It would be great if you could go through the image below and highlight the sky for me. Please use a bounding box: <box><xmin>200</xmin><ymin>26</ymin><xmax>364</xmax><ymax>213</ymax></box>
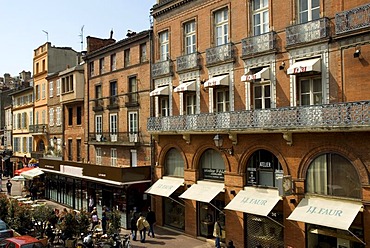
<box><xmin>0</xmin><ymin>0</ymin><xmax>156</xmax><ymax>78</ymax></box>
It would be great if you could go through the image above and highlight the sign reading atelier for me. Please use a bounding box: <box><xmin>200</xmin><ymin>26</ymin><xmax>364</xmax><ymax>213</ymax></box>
<box><xmin>225</xmin><ymin>187</ymin><xmax>280</xmax><ymax>216</ymax></box>
<box><xmin>144</xmin><ymin>178</ymin><xmax>184</xmax><ymax>197</ymax></box>
<box><xmin>287</xmin><ymin>196</ymin><xmax>362</xmax><ymax>230</ymax></box>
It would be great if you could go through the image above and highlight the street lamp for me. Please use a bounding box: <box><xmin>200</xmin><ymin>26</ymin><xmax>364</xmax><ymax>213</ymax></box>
<box><xmin>213</xmin><ymin>134</ymin><xmax>234</xmax><ymax>155</ymax></box>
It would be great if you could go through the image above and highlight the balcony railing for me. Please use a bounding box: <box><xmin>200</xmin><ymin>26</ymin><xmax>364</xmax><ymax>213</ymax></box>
<box><xmin>241</xmin><ymin>31</ymin><xmax>277</xmax><ymax>57</ymax></box>
<box><xmin>29</xmin><ymin>124</ymin><xmax>48</xmax><ymax>134</ymax></box>
<box><xmin>107</xmin><ymin>96</ymin><xmax>119</xmax><ymax>110</ymax></box>
<box><xmin>147</xmin><ymin>101</ymin><xmax>370</xmax><ymax>133</ymax></box>
<box><xmin>286</xmin><ymin>18</ymin><xmax>329</xmax><ymax>46</ymax></box>
<box><xmin>93</xmin><ymin>99</ymin><xmax>104</xmax><ymax>111</ymax></box>
<box><xmin>89</xmin><ymin>132</ymin><xmax>140</xmax><ymax>144</ymax></box>
<box><xmin>335</xmin><ymin>3</ymin><xmax>370</xmax><ymax>35</ymax></box>
<box><xmin>152</xmin><ymin>60</ymin><xmax>172</xmax><ymax>78</ymax></box>
<box><xmin>125</xmin><ymin>93</ymin><xmax>139</xmax><ymax>107</ymax></box>
<box><xmin>206</xmin><ymin>43</ymin><xmax>235</xmax><ymax>66</ymax></box>
<box><xmin>176</xmin><ymin>52</ymin><xmax>201</xmax><ymax>72</ymax></box>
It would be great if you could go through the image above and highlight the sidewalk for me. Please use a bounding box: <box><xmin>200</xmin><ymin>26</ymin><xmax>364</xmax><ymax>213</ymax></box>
<box><xmin>2</xmin><ymin>177</ymin><xmax>215</xmax><ymax>248</ymax></box>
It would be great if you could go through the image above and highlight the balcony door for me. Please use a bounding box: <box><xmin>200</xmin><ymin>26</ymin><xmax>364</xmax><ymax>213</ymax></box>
<box><xmin>95</xmin><ymin>115</ymin><xmax>102</xmax><ymax>141</ymax></box>
<box><xmin>110</xmin><ymin>113</ymin><xmax>117</xmax><ymax>142</ymax></box>
<box><xmin>128</xmin><ymin>112</ymin><xmax>138</xmax><ymax>142</ymax></box>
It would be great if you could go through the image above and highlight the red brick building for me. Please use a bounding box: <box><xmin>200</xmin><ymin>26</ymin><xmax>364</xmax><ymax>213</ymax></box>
<box><xmin>147</xmin><ymin>1</ymin><xmax>370</xmax><ymax>247</ymax></box>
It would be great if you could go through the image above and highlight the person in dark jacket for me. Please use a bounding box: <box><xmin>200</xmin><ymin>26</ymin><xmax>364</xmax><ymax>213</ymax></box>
<box><xmin>101</xmin><ymin>211</ymin><xmax>108</xmax><ymax>234</ymax></box>
<box><xmin>130</xmin><ymin>207</ymin><xmax>139</xmax><ymax>241</ymax></box>
<box><xmin>146</xmin><ymin>207</ymin><xmax>156</xmax><ymax>238</ymax></box>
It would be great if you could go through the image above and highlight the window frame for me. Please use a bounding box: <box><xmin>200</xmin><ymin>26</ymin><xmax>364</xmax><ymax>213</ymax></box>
<box><xmin>159</xmin><ymin>30</ymin><xmax>169</xmax><ymax>61</ymax></box>
<box><xmin>298</xmin><ymin>76</ymin><xmax>322</xmax><ymax>106</ymax></box>
<box><xmin>214</xmin><ymin>8</ymin><xmax>229</xmax><ymax>46</ymax></box>
<box><xmin>298</xmin><ymin>0</ymin><xmax>320</xmax><ymax>23</ymax></box>
<box><xmin>184</xmin><ymin>20</ymin><xmax>196</xmax><ymax>54</ymax></box>
<box><xmin>252</xmin><ymin>0</ymin><xmax>269</xmax><ymax>35</ymax></box>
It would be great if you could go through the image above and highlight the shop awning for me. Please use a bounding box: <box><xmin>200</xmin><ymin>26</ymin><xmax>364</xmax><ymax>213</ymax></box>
<box><xmin>174</xmin><ymin>81</ymin><xmax>196</xmax><ymax>92</ymax></box>
<box><xmin>145</xmin><ymin>177</ymin><xmax>184</xmax><ymax>197</ymax></box>
<box><xmin>204</xmin><ymin>75</ymin><xmax>229</xmax><ymax>88</ymax></box>
<box><xmin>14</xmin><ymin>167</ymin><xmax>34</xmax><ymax>176</ymax></box>
<box><xmin>287</xmin><ymin>196</ymin><xmax>362</xmax><ymax>230</ymax></box>
<box><xmin>150</xmin><ymin>86</ymin><xmax>170</xmax><ymax>96</ymax></box>
<box><xmin>2</xmin><ymin>155</ymin><xmax>10</xmax><ymax>161</ymax></box>
<box><xmin>225</xmin><ymin>187</ymin><xmax>280</xmax><ymax>216</ymax></box>
<box><xmin>179</xmin><ymin>181</ymin><xmax>224</xmax><ymax>203</ymax></box>
<box><xmin>287</xmin><ymin>58</ymin><xmax>321</xmax><ymax>75</ymax></box>
<box><xmin>241</xmin><ymin>67</ymin><xmax>270</xmax><ymax>82</ymax></box>
<box><xmin>20</xmin><ymin>168</ymin><xmax>44</xmax><ymax>180</ymax></box>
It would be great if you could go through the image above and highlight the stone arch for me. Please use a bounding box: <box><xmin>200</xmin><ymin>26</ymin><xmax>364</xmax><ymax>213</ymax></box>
<box><xmin>157</xmin><ymin>143</ymin><xmax>189</xmax><ymax>172</ymax></box>
<box><xmin>191</xmin><ymin>144</ymin><xmax>232</xmax><ymax>172</ymax></box>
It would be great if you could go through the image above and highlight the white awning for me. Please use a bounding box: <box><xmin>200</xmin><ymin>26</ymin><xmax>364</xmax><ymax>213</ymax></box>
<box><xmin>20</xmin><ymin>168</ymin><xmax>44</xmax><ymax>180</ymax></box>
<box><xmin>287</xmin><ymin>196</ymin><xmax>362</xmax><ymax>230</ymax></box>
<box><xmin>241</xmin><ymin>67</ymin><xmax>270</xmax><ymax>82</ymax></box>
<box><xmin>174</xmin><ymin>81</ymin><xmax>196</xmax><ymax>92</ymax></box>
<box><xmin>150</xmin><ymin>86</ymin><xmax>170</xmax><ymax>96</ymax></box>
<box><xmin>287</xmin><ymin>58</ymin><xmax>321</xmax><ymax>75</ymax></box>
<box><xmin>225</xmin><ymin>187</ymin><xmax>280</xmax><ymax>216</ymax></box>
<box><xmin>179</xmin><ymin>181</ymin><xmax>224</xmax><ymax>203</ymax></box>
<box><xmin>145</xmin><ymin>177</ymin><xmax>184</xmax><ymax>197</ymax></box>
<box><xmin>204</xmin><ymin>75</ymin><xmax>229</xmax><ymax>88</ymax></box>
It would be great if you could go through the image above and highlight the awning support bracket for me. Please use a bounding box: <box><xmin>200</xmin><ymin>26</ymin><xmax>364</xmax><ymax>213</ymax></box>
<box><xmin>347</xmin><ymin>229</ymin><xmax>366</xmax><ymax>246</ymax></box>
<box><xmin>266</xmin><ymin>215</ymin><xmax>285</xmax><ymax>228</ymax></box>
<box><xmin>209</xmin><ymin>202</ymin><xmax>225</xmax><ymax>215</ymax></box>
<box><xmin>169</xmin><ymin>196</ymin><xmax>185</xmax><ymax>207</ymax></box>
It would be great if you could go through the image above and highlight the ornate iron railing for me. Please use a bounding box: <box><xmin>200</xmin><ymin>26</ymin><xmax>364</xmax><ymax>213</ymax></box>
<box><xmin>147</xmin><ymin>101</ymin><xmax>370</xmax><ymax>132</ymax></box>
<box><xmin>176</xmin><ymin>52</ymin><xmax>200</xmax><ymax>72</ymax></box>
<box><xmin>29</xmin><ymin>124</ymin><xmax>48</xmax><ymax>133</ymax></box>
<box><xmin>206</xmin><ymin>43</ymin><xmax>235</xmax><ymax>66</ymax></box>
<box><xmin>92</xmin><ymin>99</ymin><xmax>104</xmax><ymax>111</ymax></box>
<box><xmin>152</xmin><ymin>60</ymin><xmax>172</xmax><ymax>78</ymax></box>
<box><xmin>335</xmin><ymin>3</ymin><xmax>370</xmax><ymax>34</ymax></box>
<box><xmin>242</xmin><ymin>31</ymin><xmax>276</xmax><ymax>56</ymax></box>
<box><xmin>88</xmin><ymin>132</ymin><xmax>140</xmax><ymax>143</ymax></box>
<box><xmin>286</xmin><ymin>18</ymin><xmax>329</xmax><ymax>46</ymax></box>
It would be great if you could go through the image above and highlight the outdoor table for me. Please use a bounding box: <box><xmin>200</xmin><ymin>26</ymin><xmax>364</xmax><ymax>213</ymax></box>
<box><xmin>23</xmin><ymin>200</ymin><xmax>34</xmax><ymax>204</ymax></box>
<box><xmin>17</xmin><ymin>197</ymin><xmax>30</xmax><ymax>202</ymax></box>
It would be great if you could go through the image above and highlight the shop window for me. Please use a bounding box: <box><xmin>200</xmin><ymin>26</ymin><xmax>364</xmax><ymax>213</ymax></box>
<box><xmin>246</xmin><ymin>149</ymin><xmax>282</xmax><ymax>187</ymax></box>
<box><xmin>163</xmin><ymin>192</ymin><xmax>185</xmax><ymax>230</ymax></box>
<box><xmin>199</xmin><ymin>200</ymin><xmax>225</xmax><ymax>239</ymax></box>
<box><xmin>306</xmin><ymin>153</ymin><xmax>361</xmax><ymax>199</ymax></box>
<box><xmin>200</xmin><ymin>149</ymin><xmax>225</xmax><ymax>181</ymax></box>
<box><xmin>165</xmin><ymin>148</ymin><xmax>184</xmax><ymax>177</ymax></box>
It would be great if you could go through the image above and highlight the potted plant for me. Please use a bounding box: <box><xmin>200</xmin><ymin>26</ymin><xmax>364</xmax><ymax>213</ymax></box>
<box><xmin>58</xmin><ymin>210</ymin><xmax>79</xmax><ymax>248</ymax></box>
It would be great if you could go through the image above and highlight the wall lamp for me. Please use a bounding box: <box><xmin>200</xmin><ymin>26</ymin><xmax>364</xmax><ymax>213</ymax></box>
<box><xmin>213</xmin><ymin>134</ymin><xmax>234</xmax><ymax>155</ymax></box>
<box><xmin>279</xmin><ymin>62</ymin><xmax>285</xmax><ymax>70</ymax></box>
<box><xmin>230</xmin><ymin>190</ymin><xmax>236</xmax><ymax>196</ymax></box>
<box><xmin>354</xmin><ymin>48</ymin><xmax>361</xmax><ymax>58</ymax></box>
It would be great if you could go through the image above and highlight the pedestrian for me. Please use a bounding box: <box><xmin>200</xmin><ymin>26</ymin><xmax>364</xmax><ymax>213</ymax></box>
<box><xmin>88</xmin><ymin>195</ymin><xmax>94</xmax><ymax>212</ymax></box>
<box><xmin>0</xmin><ymin>175</ymin><xmax>2</xmax><ymax>192</ymax></box>
<box><xmin>22</xmin><ymin>155</ymin><xmax>28</xmax><ymax>167</ymax></box>
<box><xmin>227</xmin><ymin>240</ymin><xmax>235</xmax><ymax>248</ymax></box>
<box><xmin>6</xmin><ymin>180</ymin><xmax>12</xmax><ymax>195</ymax></box>
<box><xmin>136</xmin><ymin>212</ymin><xmax>149</xmax><ymax>243</ymax></box>
<box><xmin>130</xmin><ymin>207</ymin><xmax>139</xmax><ymax>241</ymax></box>
<box><xmin>101</xmin><ymin>211</ymin><xmax>108</xmax><ymax>234</ymax></box>
<box><xmin>146</xmin><ymin>207</ymin><xmax>156</xmax><ymax>238</ymax></box>
<box><xmin>213</xmin><ymin>219</ymin><xmax>222</xmax><ymax>248</ymax></box>
<box><xmin>91</xmin><ymin>207</ymin><xmax>99</xmax><ymax>231</ymax></box>
<box><xmin>31</xmin><ymin>185</ymin><xmax>38</xmax><ymax>201</ymax></box>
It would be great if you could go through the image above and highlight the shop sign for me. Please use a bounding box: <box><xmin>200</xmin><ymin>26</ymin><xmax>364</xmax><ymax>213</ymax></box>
<box><xmin>247</xmin><ymin>167</ymin><xmax>256</xmax><ymax>184</ymax></box>
<box><xmin>203</xmin><ymin>168</ymin><xmax>225</xmax><ymax>180</ymax></box>
<box><xmin>259</xmin><ymin>162</ymin><xmax>271</xmax><ymax>168</ymax></box>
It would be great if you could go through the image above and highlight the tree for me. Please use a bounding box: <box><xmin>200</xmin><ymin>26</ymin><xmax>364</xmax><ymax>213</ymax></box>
<box><xmin>75</xmin><ymin>209</ymin><xmax>91</xmax><ymax>236</ymax></box>
<box><xmin>58</xmin><ymin>210</ymin><xmax>79</xmax><ymax>239</ymax></box>
<box><xmin>107</xmin><ymin>210</ymin><xmax>122</xmax><ymax>235</ymax></box>
<box><xmin>7</xmin><ymin>200</ymin><xmax>33</xmax><ymax>235</ymax></box>
<box><xmin>32</xmin><ymin>205</ymin><xmax>55</xmax><ymax>238</ymax></box>
<box><xmin>0</xmin><ymin>194</ymin><xmax>9</xmax><ymax>221</ymax></box>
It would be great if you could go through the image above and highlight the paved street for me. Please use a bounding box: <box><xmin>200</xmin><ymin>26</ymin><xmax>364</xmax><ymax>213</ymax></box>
<box><xmin>1</xmin><ymin>177</ymin><xmax>216</xmax><ymax>248</ymax></box>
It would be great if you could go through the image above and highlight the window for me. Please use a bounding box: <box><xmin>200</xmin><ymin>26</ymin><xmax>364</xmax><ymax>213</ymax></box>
<box><xmin>246</xmin><ymin>149</ymin><xmax>283</xmax><ymax>187</ymax></box>
<box><xmin>184</xmin><ymin>20</ymin><xmax>196</xmax><ymax>54</ymax></box>
<box><xmin>28</xmin><ymin>137</ymin><xmax>32</xmax><ymax>153</ymax></box>
<box><xmin>21</xmin><ymin>112</ymin><xmax>27</xmax><ymax>129</ymax></box>
<box><xmin>36</xmin><ymin>63</ymin><xmax>39</xmax><ymax>74</ymax></box>
<box><xmin>111</xmin><ymin>53</ymin><xmax>116</xmax><ymax>71</ymax></box>
<box><xmin>56</xmin><ymin>79</ymin><xmax>61</xmax><ymax>96</ymax></box>
<box><xmin>95</xmin><ymin>115</ymin><xmax>102</xmax><ymax>141</ymax></box>
<box><xmin>128</xmin><ymin>77</ymin><xmax>138</xmax><ymax>103</ymax></box>
<box><xmin>306</xmin><ymin>153</ymin><xmax>361</xmax><ymax>199</ymax></box>
<box><xmin>56</xmin><ymin>107</ymin><xmax>61</xmax><ymax>126</ymax></box>
<box><xmin>77</xmin><ymin>139</ymin><xmax>81</xmax><ymax>161</ymax></box>
<box><xmin>42</xmin><ymin>110</ymin><xmax>46</xmax><ymax>124</ymax></box>
<box><xmin>49</xmin><ymin>81</ymin><xmax>54</xmax><ymax>97</ymax></box>
<box><xmin>95</xmin><ymin>85</ymin><xmax>102</xmax><ymax>99</ymax></box>
<box><xmin>130</xmin><ymin>149</ymin><xmax>137</xmax><ymax>167</ymax></box>
<box><xmin>62</xmin><ymin>75</ymin><xmax>74</xmax><ymax>93</ymax></box>
<box><xmin>29</xmin><ymin>111</ymin><xmax>33</xmax><ymax>126</ymax></box>
<box><xmin>215</xmin><ymin>89</ymin><xmax>229</xmax><ymax>112</ymax></box>
<box><xmin>96</xmin><ymin>147</ymin><xmax>102</xmax><ymax>165</ymax></box>
<box><xmin>42</xmin><ymin>59</ymin><xmax>46</xmax><ymax>71</ymax></box>
<box><xmin>254</xmin><ymin>84</ymin><xmax>271</xmax><ymax>109</ymax></box>
<box><xmin>22</xmin><ymin>137</ymin><xmax>27</xmax><ymax>153</ymax></box>
<box><xmin>252</xmin><ymin>0</ymin><xmax>269</xmax><ymax>35</ymax></box>
<box><xmin>99</xmin><ymin>58</ymin><xmax>105</xmax><ymax>74</ymax></box>
<box><xmin>128</xmin><ymin>112</ymin><xmax>138</xmax><ymax>142</ymax></box>
<box><xmin>89</xmin><ymin>61</ymin><xmax>94</xmax><ymax>77</ymax></box>
<box><xmin>299</xmin><ymin>0</ymin><xmax>320</xmax><ymax>23</ymax></box>
<box><xmin>16</xmin><ymin>113</ymin><xmax>21</xmax><ymax>129</ymax></box>
<box><xmin>49</xmin><ymin>108</ymin><xmax>54</xmax><ymax>126</ymax></box>
<box><xmin>165</xmin><ymin>148</ymin><xmax>184</xmax><ymax>177</ymax></box>
<box><xmin>124</xmin><ymin>49</ymin><xmax>130</xmax><ymax>67</ymax></box>
<box><xmin>140</xmin><ymin>43</ymin><xmax>147</xmax><ymax>62</ymax></box>
<box><xmin>77</xmin><ymin>106</ymin><xmax>82</xmax><ymax>125</ymax></box>
<box><xmin>68</xmin><ymin>139</ymin><xmax>73</xmax><ymax>161</ymax></box>
<box><xmin>160</xmin><ymin>97</ymin><xmax>169</xmax><ymax>116</ymax></box>
<box><xmin>200</xmin><ymin>149</ymin><xmax>224</xmax><ymax>180</ymax></box>
<box><xmin>185</xmin><ymin>93</ymin><xmax>196</xmax><ymax>115</ymax></box>
<box><xmin>299</xmin><ymin>77</ymin><xmax>322</xmax><ymax>106</ymax></box>
<box><xmin>110</xmin><ymin>113</ymin><xmax>117</xmax><ymax>142</ymax></box>
<box><xmin>159</xmin><ymin>31</ymin><xmax>169</xmax><ymax>61</ymax></box>
<box><xmin>36</xmin><ymin>85</ymin><xmax>40</xmax><ymax>101</ymax></box>
<box><xmin>42</xmin><ymin>83</ymin><xmax>46</xmax><ymax>99</ymax></box>
<box><xmin>111</xmin><ymin>148</ymin><xmax>117</xmax><ymax>167</ymax></box>
<box><xmin>214</xmin><ymin>8</ymin><xmax>229</xmax><ymax>46</ymax></box>
<box><xmin>68</xmin><ymin>107</ymin><xmax>73</xmax><ymax>126</ymax></box>
<box><xmin>110</xmin><ymin>81</ymin><xmax>118</xmax><ymax>105</ymax></box>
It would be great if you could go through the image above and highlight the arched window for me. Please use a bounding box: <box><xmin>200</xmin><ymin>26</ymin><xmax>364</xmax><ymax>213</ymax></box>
<box><xmin>246</xmin><ymin>149</ymin><xmax>282</xmax><ymax>187</ymax></box>
<box><xmin>306</xmin><ymin>153</ymin><xmax>361</xmax><ymax>199</ymax></box>
<box><xmin>165</xmin><ymin>148</ymin><xmax>184</xmax><ymax>177</ymax></box>
<box><xmin>199</xmin><ymin>149</ymin><xmax>224</xmax><ymax>181</ymax></box>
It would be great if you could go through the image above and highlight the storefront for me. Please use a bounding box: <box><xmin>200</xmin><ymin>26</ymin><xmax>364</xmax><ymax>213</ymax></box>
<box><xmin>39</xmin><ymin>158</ymin><xmax>151</xmax><ymax>229</ymax></box>
<box><xmin>287</xmin><ymin>196</ymin><xmax>365</xmax><ymax>247</ymax></box>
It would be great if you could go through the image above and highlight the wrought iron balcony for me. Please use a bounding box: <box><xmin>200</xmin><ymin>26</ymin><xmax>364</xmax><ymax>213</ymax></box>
<box><xmin>206</xmin><ymin>43</ymin><xmax>235</xmax><ymax>66</ymax></box>
<box><xmin>29</xmin><ymin>124</ymin><xmax>48</xmax><ymax>134</ymax></box>
<box><xmin>152</xmin><ymin>60</ymin><xmax>173</xmax><ymax>78</ymax></box>
<box><xmin>176</xmin><ymin>52</ymin><xmax>201</xmax><ymax>72</ymax></box>
<box><xmin>241</xmin><ymin>31</ymin><xmax>277</xmax><ymax>57</ymax></box>
<box><xmin>335</xmin><ymin>3</ymin><xmax>370</xmax><ymax>35</ymax></box>
<box><xmin>107</xmin><ymin>96</ymin><xmax>119</xmax><ymax>110</ymax></box>
<box><xmin>147</xmin><ymin>101</ymin><xmax>370</xmax><ymax>133</ymax></box>
<box><xmin>286</xmin><ymin>18</ymin><xmax>329</xmax><ymax>47</ymax></box>
<box><xmin>125</xmin><ymin>93</ymin><xmax>139</xmax><ymax>107</ymax></box>
<box><xmin>88</xmin><ymin>132</ymin><xmax>140</xmax><ymax>144</ymax></box>
<box><xmin>92</xmin><ymin>99</ymin><xmax>104</xmax><ymax>112</ymax></box>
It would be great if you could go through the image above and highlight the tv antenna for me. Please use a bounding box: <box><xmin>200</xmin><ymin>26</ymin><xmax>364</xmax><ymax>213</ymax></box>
<box><xmin>42</xmin><ymin>30</ymin><xmax>49</xmax><ymax>42</ymax></box>
<box><xmin>79</xmin><ymin>25</ymin><xmax>85</xmax><ymax>51</ymax></box>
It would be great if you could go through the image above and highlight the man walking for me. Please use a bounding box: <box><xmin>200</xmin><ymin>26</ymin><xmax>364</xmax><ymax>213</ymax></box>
<box><xmin>146</xmin><ymin>207</ymin><xmax>156</xmax><ymax>238</ymax></box>
<box><xmin>6</xmin><ymin>180</ymin><xmax>12</xmax><ymax>195</ymax></box>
